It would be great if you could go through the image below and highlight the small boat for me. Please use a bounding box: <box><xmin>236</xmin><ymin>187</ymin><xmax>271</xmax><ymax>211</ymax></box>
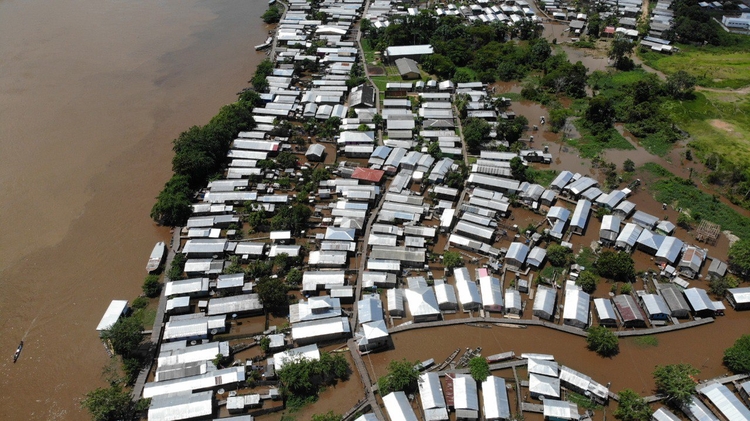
<box><xmin>432</xmin><ymin>348</ymin><xmax>460</xmax><ymax>371</ymax></box>
<box><xmin>146</xmin><ymin>242</ymin><xmax>166</xmax><ymax>273</ymax></box>
<box><xmin>255</xmin><ymin>36</ymin><xmax>274</xmax><ymax>51</ymax></box>
<box><xmin>268</xmin><ymin>0</ymin><xmax>276</xmax><ymax>4</ymax></box>
<box><xmin>13</xmin><ymin>341</ymin><xmax>23</xmax><ymax>363</ymax></box>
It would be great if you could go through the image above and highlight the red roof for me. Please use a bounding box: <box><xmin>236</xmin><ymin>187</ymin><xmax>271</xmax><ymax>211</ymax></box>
<box><xmin>604</xmin><ymin>26</ymin><xmax>616</xmax><ymax>34</ymax></box>
<box><xmin>351</xmin><ymin>167</ymin><xmax>385</xmax><ymax>184</ymax></box>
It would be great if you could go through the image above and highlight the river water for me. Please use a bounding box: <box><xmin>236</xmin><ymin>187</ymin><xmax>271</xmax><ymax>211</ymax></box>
<box><xmin>0</xmin><ymin>0</ymin><xmax>269</xmax><ymax>418</ymax></box>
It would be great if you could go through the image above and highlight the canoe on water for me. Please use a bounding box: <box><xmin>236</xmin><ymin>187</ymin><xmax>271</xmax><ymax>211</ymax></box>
<box><xmin>146</xmin><ymin>242</ymin><xmax>166</xmax><ymax>273</ymax></box>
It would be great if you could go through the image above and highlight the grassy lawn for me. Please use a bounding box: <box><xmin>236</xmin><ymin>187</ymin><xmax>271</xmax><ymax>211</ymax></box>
<box><xmin>361</xmin><ymin>39</ymin><xmax>376</xmax><ymax>64</ymax></box>
<box><xmin>527</xmin><ymin>168</ymin><xmax>559</xmax><ymax>186</ymax></box>
<box><xmin>641</xmin><ymin>163</ymin><xmax>750</xmax><ymax>239</ymax></box>
<box><xmin>567</xmin><ymin>120</ymin><xmax>634</xmax><ymax>158</ymax></box>
<box><xmin>664</xmin><ymin>91</ymin><xmax>750</xmax><ymax>169</ymax></box>
<box><xmin>639</xmin><ymin>37</ymin><xmax>750</xmax><ymax>89</ymax></box>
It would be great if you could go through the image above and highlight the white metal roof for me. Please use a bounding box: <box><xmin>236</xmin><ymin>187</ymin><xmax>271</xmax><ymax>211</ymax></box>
<box><xmin>593</xmin><ymin>298</ymin><xmax>617</xmax><ymax>321</ymax></box>
<box><xmin>434</xmin><ymin>282</ymin><xmax>458</xmax><ymax>306</ymax></box>
<box><xmin>527</xmin><ymin>246</ymin><xmax>547</xmax><ymax>267</ymax></box>
<box><xmin>616</xmin><ymin>223</ymin><xmax>643</xmax><ymax>247</ymax></box>
<box><xmin>383</xmin><ymin>391</ymin><xmax>419</xmax><ymax>421</ymax></box>
<box><xmin>419</xmin><ymin>372</ymin><xmax>447</xmax><ymax>410</ymax></box>
<box><xmin>96</xmin><ymin>300</ymin><xmax>128</xmax><ymax>331</ymax></box>
<box><xmin>700</xmin><ymin>382</ymin><xmax>750</xmax><ymax>421</ymax></box>
<box><xmin>529</xmin><ymin>373</ymin><xmax>560</xmax><ymax>398</ymax></box>
<box><xmin>728</xmin><ymin>287</ymin><xmax>750</xmax><ymax>304</ymax></box>
<box><xmin>207</xmin><ymin>294</ymin><xmax>262</xmax><ymax>316</ymax></box>
<box><xmin>563</xmin><ymin>289</ymin><xmax>589</xmax><ymax>327</ymax></box>
<box><xmin>143</xmin><ymin>367</ymin><xmax>245</xmax><ymax>398</ymax></box>
<box><xmin>357</xmin><ymin>294</ymin><xmax>384</xmax><ymax>324</ymax></box>
<box><xmin>543</xmin><ymin>400</ymin><xmax>579</xmax><ymax>420</ymax></box>
<box><xmin>641</xmin><ymin>294</ymin><xmax>671</xmax><ymax>317</ymax></box>
<box><xmin>559</xmin><ymin>365</ymin><xmax>591</xmax><ymax>392</ymax></box>
<box><xmin>505</xmin><ymin>288</ymin><xmax>522</xmax><ymax>311</ymax></box>
<box><xmin>653</xmin><ymin>407</ymin><xmax>681</xmax><ymax>421</ymax></box>
<box><xmin>274</xmin><ymin>344</ymin><xmax>321</xmax><ymax>371</ymax></box>
<box><xmin>291</xmin><ymin>317</ymin><xmax>351</xmax><ymax>342</ymax></box>
<box><xmin>483</xmin><ymin>376</ymin><xmax>510</xmax><ymax>420</ymax></box>
<box><xmin>528</xmin><ymin>357</ymin><xmax>559</xmax><ymax>377</ymax></box>
<box><xmin>453</xmin><ymin>374</ymin><xmax>479</xmax><ymax>411</ymax></box>
<box><xmin>506</xmin><ymin>242</ymin><xmax>529</xmax><ymax>264</ymax></box>
<box><xmin>684</xmin><ymin>288</ymin><xmax>715</xmax><ymax>313</ymax></box>
<box><xmin>656</xmin><ymin>236</ymin><xmax>684</xmax><ymax>264</ymax></box>
<box><xmin>405</xmin><ymin>287</ymin><xmax>441</xmax><ymax>317</ymax></box>
<box><xmin>571</xmin><ymin>199</ymin><xmax>591</xmax><ymax>230</ymax></box>
<box><xmin>455</xmin><ymin>268</ymin><xmax>482</xmax><ymax>307</ymax></box>
<box><xmin>157</xmin><ymin>341</ymin><xmax>230</xmax><ymax>368</ymax></box>
<box><xmin>684</xmin><ymin>395</ymin><xmax>720</xmax><ymax>421</ymax></box>
<box><xmin>148</xmin><ymin>390</ymin><xmax>213</xmax><ymax>421</ymax></box>
<box><xmin>547</xmin><ymin>206</ymin><xmax>571</xmax><ymax>222</ymax></box>
<box><xmin>479</xmin><ymin>276</ymin><xmax>504</xmax><ymax>308</ymax></box>
<box><xmin>533</xmin><ymin>287</ymin><xmax>556</xmax><ymax>317</ymax></box>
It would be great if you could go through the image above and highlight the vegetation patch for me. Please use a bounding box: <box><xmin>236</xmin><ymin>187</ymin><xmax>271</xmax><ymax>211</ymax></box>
<box><xmin>632</xmin><ymin>335</ymin><xmax>659</xmax><ymax>348</ymax></box>
<box><xmin>568</xmin><ymin>391</ymin><xmax>603</xmax><ymax>410</ymax></box>
<box><xmin>567</xmin><ymin>120</ymin><xmax>634</xmax><ymax>158</ymax></box>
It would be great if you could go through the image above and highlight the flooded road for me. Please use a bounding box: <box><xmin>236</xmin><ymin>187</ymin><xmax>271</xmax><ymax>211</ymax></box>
<box><xmin>0</xmin><ymin>0</ymin><xmax>269</xmax><ymax>418</ymax></box>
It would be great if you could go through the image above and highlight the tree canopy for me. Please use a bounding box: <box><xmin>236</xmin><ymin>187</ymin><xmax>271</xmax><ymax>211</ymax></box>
<box><xmin>377</xmin><ymin>359</ymin><xmax>421</xmax><ymax>395</ymax></box>
<box><xmin>586</xmin><ymin>326</ymin><xmax>619</xmax><ymax>357</ymax></box>
<box><xmin>255</xmin><ymin>276</ymin><xmax>289</xmax><ymax>309</ymax></box>
<box><xmin>576</xmin><ymin>270</ymin><xmax>600</xmax><ymax>294</ymax></box>
<box><xmin>653</xmin><ymin>363</ymin><xmax>699</xmax><ymax>407</ymax></box>
<box><xmin>463</xmin><ymin>118</ymin><xmax>491</xmax><ymax>154</ymax></box>
<box><xmin>81</xmin><ymin>384</ymin><xmax>148</xmax><ymax>421</ymax></box>
<box><xmin>277</xmin><ymin>353</ymin><xmax>350</xmax><ymax>399</ymax></box>
<box><xmin>443</xmin><ymin>251</ymin><xmax>463</xmax><ymax>270</ymax></box>
<box><xmin>729</xmin><ymin>239</ymin><xmax>750</xmax><ymax>281</ymax></box>
<box><xmin>594</xmin><ymin>250</ymin><xmax>636</xmax><ymax>282</ymax></box>
<box><xmin>614</xmin><ymin>389</ymin><xmax>652</xmax><ymax>421</ymax></box>
<box><xmin>546</xmin><ymin>244</ymin><xmax>572</xmax><ymax>267</ymax></box>
<box><xmin>724</xmin><ymin>334</ymin><xmax>750</xmax><ymax>374</ymax></box>
<box><xmin>101</xmin><ymin>317</ymin><xmax>144</xmax><ymax>357</ymax></box>
<box><xmin>469</xmin><ymin>357</ymin><xmax>491</xmax><ymax>382</ymax></box>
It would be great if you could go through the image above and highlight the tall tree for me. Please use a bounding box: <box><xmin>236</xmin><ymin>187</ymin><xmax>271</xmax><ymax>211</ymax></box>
<box><xmin>594</xmin><ymin>250</ymin><xmax>636</xmax><ymax>282</ymax></box>
<box><xmin>724</xmin><ymin>334</ymin><xmax>750</xmax><ymax>374</ymax></box>
<box><xmin>377</xmin><ymin>359</ymin><xmax>421</xmax><ymax>395</ymax></box>
<box><xmin>81</xmin><ymin>385</ymin><xmax>148</xmax><ymax>421</ymax></box>
<box><xmin>609</xmin><ymin>36</ymin><xmax>635</xmax><ymax>69</ymax></box>
<box><xmin>469</xmin><ymin>357</ymin><xmax>491</xmax><ymax>382</ymax></box>
<box><xmin>101</xmin><ymin>317</ymin><xmax>144</xmax><ymax>357</ymax></box>
<box><xmin>729</xmin><ymin>239</ymin><xmax>750</xmax><ymax>281</ymax></box>
<box><xmin>653</xmin><ymin>364</ymin><xmax>699</xmax><ymax>408</ymax></box>
<box><xmin>614</xmin><ymin>389</ymin><xmax>652</xmax><ymax>421</ymax></box>
<box><xmin>586</xmin><ymin>326</ymin><xmax>619</xmax><ymax>356</ymax></box>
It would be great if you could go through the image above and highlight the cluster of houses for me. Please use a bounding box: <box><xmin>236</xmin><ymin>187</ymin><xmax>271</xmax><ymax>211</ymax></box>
<box><xmin>653</xmin><ymin>379</ymin><xmax>750</xmax><ymax>421</ymax></box>
<box><xmin>366</xmin><ymin>0</ymin><xmax>542</xmax><ymax>29</ymax></box>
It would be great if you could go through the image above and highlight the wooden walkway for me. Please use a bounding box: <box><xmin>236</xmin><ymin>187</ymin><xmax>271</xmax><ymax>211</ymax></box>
<box><xmin>388</xmin><ymin>316</ymin><xmax>588</xmax><ymax>337</ymax></box>
<box><xmin>348</xmin><ymin>339</ymin><xmax>386</xmax><ymax>421</ymax></box>
<box><xmin>614</xmin><ymin>317</ymin><xmax>714</xmax><ymax>337</ymax></box>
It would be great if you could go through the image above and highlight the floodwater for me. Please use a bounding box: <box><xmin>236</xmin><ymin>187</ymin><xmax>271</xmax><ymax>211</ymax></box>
<box><xmin>0</xmin><ymin>0</ymin><xmax>269</xmax><ymax>418</ymax></box>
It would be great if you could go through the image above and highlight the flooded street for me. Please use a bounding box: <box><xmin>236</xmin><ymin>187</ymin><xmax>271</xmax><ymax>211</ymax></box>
<box><xmin>0</xmin><ymin>0</ymin><xmax>269</xmax><ymax>418</ymax></box>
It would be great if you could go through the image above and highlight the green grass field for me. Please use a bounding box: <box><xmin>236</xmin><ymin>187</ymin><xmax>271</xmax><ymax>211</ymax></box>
<box><xmin>664</xmin><ymin>91</ymin><xmax>750</xmax><ymax>169</ymax></box>
<box><xmin>567</xmin><ymin>120</ymin><xmax>634</xmax><ymax>158</ymax></box>
<box><xmin>639</xmin><ymin>37</ymin><xmax>750</xmax><ymax>89</ymax></box>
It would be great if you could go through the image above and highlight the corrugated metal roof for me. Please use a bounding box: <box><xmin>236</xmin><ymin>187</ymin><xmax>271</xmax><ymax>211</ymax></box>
<box><xmin>633</xmin><ymin>210</ymin><xmax>659</xmax><ymax>228</ymax></box>
<box><xmin>528</xmin><ymin>358</ymin><xmax>559</xmax><ymax>377</ymax></box>
<box><xmin>529</xmin><ymin>373</ymin><xmax>560</xmax><ymax>398</ymax></box>
<box><xmin>543</xmin><ymin>400</ymin><xmax>578</xmax><ymax>420</ymax></box>
<box><xmin>728</xmin><ymin>287</ymin><xmax>750</xmax><ymax>304</ymax></box>
<box><xmin>684</xmin><ymin>395</ymin><xmax>720</xmax><ymax>421</ymax></box>
<box><xmin>507</xmin><ymin>242</ymin><xmax>530</xmax><ymax>264</ymax></box>
<box><xmin>653</xmin><ymin>407</ymin><xmax>681</xmax><ymax>421</ymax></box>
<box><xmin>684</xmin><ymin>288</ymin><xmax>715</xmax><ymax>313</ymax></box>
<box><xmin>533</xmin><ymin>287</ymin><xmax>556</xmax><ymax>318</ymax></box>
<box><xmin>357</xmin><ymin>294</ymin><xmax>384</xmax><ymax>325</ymax></box>
<box><xmin>563</xmin><ymin>289</ymin><xmax>589</xmax><ymax>327</ymax></box>
<box><xmin>291</xmin><ymin>316</ymin><xmax>351</xmax><ymax>342</ymax></box>
<box><xmin>434</xmin><ymin>282</ymin><xmax>458</xmax><ymax>306</ymax></box>
<box><xmin>453</xmin><ymin>374</ymin><xmax>479</xmax><ymax>411</ymax></box>
<box><xmin>527</xmin><ymin>246</ymin><xmax>547</xmax><ymax>267</ymax></box>
<box><xmin>148</xmin><ymin>390</ymin><xmax>213</xmax><ymax>421</ymax></box>
<box><xmin>701</xmin><ymin>382</ymin><xmax>750</xmax><ymax>420</ymax></box>
<box><xmin>143</xmin><ymin>367</ymin><xmax>245</xmax><ymax>398</ymax></box>
<box><xmin>593</xmin><ymin>298</ymin><xmax>617</xmax><ymax>322</ymax></box>
<box><xmin>419</xmin><ymin>372</ymin><xmax>447</xmax><ymax>410</ymax></box>
<box><xmin>207</xmin><ymin>294</ymin><xmax>262</xmax><ymax>316</ymax></box>
<box><xmin>96</xmin><ymin>300</ymin><xmax>128</xmax><ymax>331</ymax></box>
<box><xmin>483</xmin><ymin>376</ymin><xmax>510</xmax><ymax>420</ymax></box>
<box><xmin>274</xmin><ymin>344</ymin><xmax>320</xmax><ymax>371</ymax></box>
<box><xmin>641</xmin><ymin>294</ymin><xmax>670</xmax><ymax>318</ymax></box>
<box><xmin>383</xmin><ymin>391</ymin><xmax>419</xmax><ymax>421</ymax></box>
<box><xmin>547</xmin><ymin>206</ymin><xmax>571</xmax><ymax>222</ymax></box>
<box><xmin>656</xmin><ymin>236</ymin><xmax>684</xmax><ymax>264</ymax></box>
<box><xmin>559</xmin><ymin>366</ymin><xmax>591</xmax><ymax>393</ymax></box>
<box><xmin>405</xmin><ymin>287</ymin><xmax>441</xmax><ymax>317</ymax></box>
<box><xmin>613</xmin><ymin>294</ymin><xmax>645</xmax><ymax>323</ymax></box>
<box><xmin>616</xmin><ymin>223</ymin><xmax>643</xmax><ymax>248</ymax></box>
<box><xmin>479</xmin><ymin>276</ymin><xmax>503</xmax><ymax>308</ymax></box>
<box><xmin>505</xmin><ymin>289</ymin><xmax>522</xmax><ymax>311</ymax></box>
<box><xmin>571</xmin><ymin>199</ymin><xmax>591</xmax><ymax>230</ymax></box>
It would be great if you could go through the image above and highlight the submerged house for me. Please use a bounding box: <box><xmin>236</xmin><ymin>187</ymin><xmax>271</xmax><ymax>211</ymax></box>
<box><xmin>563</xmin><ymin>288</ymin><xmax>589</xmax><ymax>329</ymax></box>
<box><xmin>533</xmin><ymin>286</ymin><xmax>556</xmax><ymax>320</ymax></box>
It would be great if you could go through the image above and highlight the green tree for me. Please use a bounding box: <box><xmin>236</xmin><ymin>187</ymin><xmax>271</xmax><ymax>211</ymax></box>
<box><xmin>676</xmin><ymin>213</ymin><xmax>693</xmax><ymax>230</ymax></box>
<box><xmin>620</xmin><ymin>282</ymin><xmax>633</xmax><ymax>295</ymax></box>
<box><xmin>585</xmin><ymin>95</ymin><xmax>616</xmax><ymax>129</ymax></box>
<box><xmin>259</xmin><ymin>336</ymin><xmax>271</xmax><ymax>353</ymax></box>
<box><xmin>278</xmin><ymin>357</ymin><xmax>318</xmax><ymax>396</ymax></box>
<box><xmin>724</xmin><ymin>334</ymin><xmax>750</xmax><ymax>374</ymax></box>
<box><xmin>276</xmin><ymin>151</ymin><xmax>299</xmax><ymax>169</ymax></box>
<box><xmin>576</xmin><ymin>270</ymin><xmax>599</xmax><ymax>294</ymax></box>
<box><xmin>709</xmin><ymin>274</ymin><xmax>739</xmax><ymax>298</ymax></box>
<box><xmin>101</xmin><ymin>317</ymin><xmax>144</xmax><ymax>357</ymax></box>
<box><xmin>665</xmin><ymin>70</ymin><xmax>696</xmax><ymax>99</ymax></box>
<box><xmin>377</xmin><ymin>359</ymin><xmax>421</xmax><ymax>395</ymax></box>
<box><xmin>255</xmin><ymin>276</ymin><xmax>289</xmax><ymax>309</ymax></box>
<box><xmin>729</xmin><ymin>239</ymin><xmax>750</xmax><ymax>280</ymax></box>
<box><xmin>463</xmin><ymin>118</ymin><xmax>491</xmax><ymax>154</ymax></box>
<box><xmin>274</xmin><ymin>252</ymin><xmax>291</xmax><ymax>275</ymax></box>
<box><xmin>150</xmin><ymin>174</ymin><xmax>193</xmax><ymax>226</ymax></box>
<box><xmin>81</xmin><ymin>384</ymin><xmax>148</xmax><ymax>421</ymax></box>
<box><xmin>586</xmin><ymin>326</ymin><xmax>619</xmax><ymax>356</ymax></box>
<box><xmin>614</xmin><ymin>389</ymin><xmax>652</xmax><ymax>421</ymax></box>
<box><xmin>594</xmin><ymin>250</ymin><xmax>636</xmax><ymax>282</ymax></box>
<box><xmin>167</xmin><ymin>253</ymin><xmax>187</xmax><ymax>280</ymax></box>
<box><xmin>262</xmin><ymin>5</ymin><xmax>282</xmax><ymax>23</ymax></box>
<box><xmin>142</xmin><ymin>274</ymin><xmax>161</xmax><ymax>298</ymax></box>
<box><xmin>131</xmin><ymin>296</ymin><xmax>149</xmax><ymax>310</ymax></box>
<box><xmin>286</xmin><ymin>267</ymin><xmax>303</xmax><ymax>285</ymax></box>
<box><xmin>443</xmin><ymin>251</ymin><xmax>463</xmax><ymax>270</ymax></box>
<box><xmin>312</xmin><ymin>412</ymin><xmax>343</xmax><ymax>421</ymax></box>
<box><xmin>608</xmin><ymin>36</ymin><xmax>635</xmax><ymax>70</ymax></box>
<box><xmin>653</xmin><ymin>364</ymin><xmax>699</xmax><ymax>408</ymax></box>
<box><xmin>547</xmin><ymin>244</ymin><xmax>572</xmax><ymax>267</ymax></box>
<box><xmin>623</xmin><ymin>159</ymin><xmax>635</xmax><ymax>172</ymax></box>
<box><xmin>469</xmin><ymin>356</ymin><xmax>491</xmax><ymax>382</ymax></box>
<box><xmin>510</xmin><ymin>157</ymin><xmax>528</xmax><ymax>182</ymax></box>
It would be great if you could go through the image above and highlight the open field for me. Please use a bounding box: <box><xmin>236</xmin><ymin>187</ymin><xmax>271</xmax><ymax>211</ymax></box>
<box><xmin>567</xmin><ymin>119</ymin><xmax>634</xmax><ymax>158</ymax></box>
<box><xmin>639</xmin><ymin>37</ymin><xmax>750</xmax><ymax>89</ymax></box>
<box><xmin>664</xmin><ymin>91</ymin><xmax>750</xmax><ymax>169</ymax></box>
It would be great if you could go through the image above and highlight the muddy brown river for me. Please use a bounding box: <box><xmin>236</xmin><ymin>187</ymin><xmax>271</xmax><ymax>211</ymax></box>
<box><xmin>0</xmin><ymin>0</ymin><xmax>269</xmax><ymax>418</ymax></box>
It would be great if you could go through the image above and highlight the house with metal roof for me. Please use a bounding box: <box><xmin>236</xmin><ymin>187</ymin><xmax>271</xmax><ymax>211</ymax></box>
<box><xmin>387</xmin><ymin>288</ymin><xmax>405</xmax><ymax>317</ymax></box>
<box><xmin>274</xmin><ymin>343</ymin><xmax>320</xmax><ymax>371</ymax></box>
<box><xmin>684</xmin><ymin>288</ymin><xmax>717</xmax><ymax>317</ymax></box>
<box><xmin>540</xmin><ymin>189</ymin><xmax>557</xmax><ymax>206</ymax></box>
<box><xmin>640</xmin><ymin>293</ymin><xmax>671</xmax><ymax>320</ymax></box>
<box><xmin>653</xmin><ymin>407</ymin><xmax>681</xmax><ymax>421</ymax></box>
<box><xmin>543</xmin><ymin>400</ymin><xmax>579</xmax><ymax>421</ymax></box>
<box><xmin>547</xmin><ymin>206</ymin><xmax>571</xmax><ymax>224</ymax></box>
<box><xmin>506</xmin><ymin>242</ymin><xmax>530</xmax><ymax>268</ymax></box>
<box><xmin>207</xmin><ymin>294</ymin><xmax>262</xmax><ymax>317</ymax></box>
<box><xmin>529</xmin><ymin>358</ymin><xmax>559</xmax><ymax>377</ymax></box>
<box><xmin>182</xmin><ymin>238</ymin><xmax>230</xmax><ymax>258</ymax></box>
<box><xmin>395</xmin><ymin>57</ymin><xmax>421</xmax><ymax>79</ymax></box>
<box><xmin>615</xmin><ymin>223</ymin><xmax>643</xmax><ymax>252</ymax></box>
<box><xmin>596</xmin><ymin>190</ymin><xmax>626</xmax><ymax>210</ymax></box>
<box><xmin>525</xmin><ymin>246</ymin><xmax>546</xmax><ymax>268</ymax></box>
<box><xmin>301</xmin><ymin>270</ymin><xmax>346</xmax><ymax>293</ymax></box>
<box><xmin>533</xmin><ymin>286</ymin><xmax>556</xmax><ymax>320</ymax></box>
<box><xmin>290</xmin><ymin>296</ymin><xmax>342</xmax><ymax>324</ymax></box>
<box><xmin>581</xmin><ymin>187</ymin><xmax>603</xmax><ymax>203</ymax></box>
<box><xmin>358</xmin><ymin>319</ymin><xmax>390</xmax><ymax>352</ymax></box>
<box><xmin>166</xmin><ymin>296</ymin><xmax>190</xmax><ymax>315</ymax></box>
<box><xmin>566</xmin><ymin>177</ymin><xmax>598</xmax><ymax>198</ymax></box>
<box><xmin>678</xmin><ymin>246</ymin><xmax>706</xmax><ymax>279</ymax></box>
<box><xmin>419</xmin><ymin>372</ymin><xmax>449</xmax><ymax>421</ymax></box>
<box><xmin>682</xmin><ymin>395</ymin><xmax>720</xmax><ymax>421</ymax></box>
<box><xmin>505</xmin><ymin>288</ymin><xmax>522</xmax><ymax>315</ymax></box>
<box><xmin>434</xmin><ymin>280</ymin><xmax>459</xmax><ymax>311</ymax></box>
<box><xmin>483</xmin><ymin>376</ymin><xmax>510</xmax><ymax>421</ymax></box>
<box><xmin>148</xmin><ymin>390</ymin><xmax>214</xmax><ymax>421</ymax></box>
<box><xmin>658</xmin><ymin>284</ymin><xmax>691</xmax><ymax>318</ymax></box>
<box><xmin>613</xmin><ymin>294</ymin><xmax>647</xmax><ymax>327</ymax></box>
<box><xmin>613</xmin><ymin>200</ymin><xmax>636</xmax><ymax>219</ymax></box>
<box><xmin>362</xmin><ymin>271</ymin><xmax>397</xmax><ymax>289</ymax></box>
<box><xmin>358</xmin><ymin>294</ymin><xmax>384</xmax><ymax>325</ymax></box>
<box><xmin>452</xmin><ymin>374</ymin><xmax>479</xmax><ymax>420</ymax></box>
<box><xmin>305</xmin><ymin>143</ymin><xmax>326</xmax><ymax>161</ymax></box>
<box><xmin>292</xmin><ymin>316</ymin><xmax>351</xmax><ymax>345</ymax></box>
<box><xmin>550</xmin><ymin>170</ymin><xmax>574</xmax><ymax>191</ymax></box>
<box><xmin>529</xmin><ymin>373</ymin><xmax>560</xmax><ymax>400</ymax></box>
<box><xmin>467</xmin><ymin>173</ymin><xmax>521</xmax><ymax>194</ymax></box>
<box><xmin>143</xmin><ymin>366</ymin><xmax>245</xmax><ymax>398</ymax></box>
<box><xmin>385</xmin><ymin>44</ymin><xmax>434</xmax><ymax>62</ymax></box>
<box><xmin>480</xmin><ymin>276</ymin><xmax>504</xmax><ymax>313</ymax></box>
<box><xmin>632</xmin><ymin>210</ymin><xmax>659</xmax><ymax>229</ymax></box>
<box><xmin>656</xmin><ymin>236</ymin><xmax>684</xmax><ymax>265</ymax></box>
<box><xmin>637</xmin><ymin>230</ymin><xmax>665</xmax><ymax>255</ymax></box>
<box><xmin>383</xmin><ymin>391</ymin><xmax>419</xmax><ymax>421</ymax></box>
<box><xmin>456</xmin><ymin>220</ymin><xmax>496</xmax><ymax>243</ymax></box>
<box><xmin>657</xmin><ymin>220</ymin><xmax>676</xmax><ymax>235</ymax></box>
<box><xmin>570</xmin><ymin>199</ymin><xmax>591</xmax><ymax>234</ymax></box>
<box><xmin>96</xmin><ymin>300</ymin><xmax>129</xmax><ymax>332</ymax></box>
<box><xmin>233</xmin><ymin>242</ymin><xmax>266</xmax><ymax>260</ymax></box>
<box><xmin>563</xmin><ymin>289</ymin><xmax>589</xmax><ymax>328</ymax></box>
<box><xmin>308</xmin><ymin>250</ymin><xmax>348</xmax><ymax>267</ymax></box>
<box><xmin>700</xmin><ymin>382</ymin><xmax>750</xmax><ymax>421</ymax></box>
<box><xmin>455</xmin><ymin>267</ymin><xmax>482</xmax><ymax>311</ymax></box>
<box><xmin>727</xmin><ymin>287</ymin><xmax>750</xmax><ymax>310</ymax></box>
<box><xmin>405</xmin><ymin>286</ymin><xmax>441</xmax><ymax>322</ymax></box>
<box><xmin>593</xmin><ymin>298</ymin><xmax>618</xmax><ymax>327</ymax></box>
<box><xmin>708</xmin><ymin>259</ymin><xmax>728</xmax><ymax>280</ymax></box>
<box><xmin>599</xmin><ymin>215</ymin><xmax>622</xmax><ymax>246</ymax></box>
